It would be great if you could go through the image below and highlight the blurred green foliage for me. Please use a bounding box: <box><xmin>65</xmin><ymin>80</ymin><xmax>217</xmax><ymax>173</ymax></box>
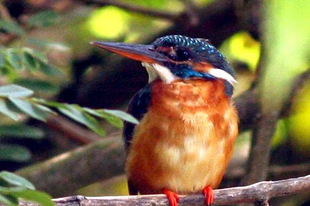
<box><xmin>0</xmin><ymin>47</ymin><xmax>62</xmax><ymax>81</ymax></box>
<box><xmin>0</xmin><ymin>4</ymin><xmax>139</xmax><ymax>205</ymax></box>
<box><xmin>256</xmin><ymin>0</ymin><xmax>310</xmax><ymax>160</ymax></box>
<box><xmin>0</xmin><ymin>171</ymin><xmax>54</xmax><ymax>206</ymax></box>
<box><xmin>78</xmin><ymin>176</ymin><xmax>128</xmax><ymax>196</ymax></box>
<box><xmin>261</xmin><ymin>0</ymin><xmax>310</xmax><ymax>113</ymax></box>
<box><xmin>288</xmin><ymin>83</ymin><xmax>310</xmax><ymax>156</ymax></box>
<box><xmin>0</xmin><ymin>0</ymin><xmax>309</xmax><ymax>204</ymax></box>
<box><xmin>0</xmin><ymin>85</ymin><xmax>138</xmax><ymax>137</ymax></box>
<box><xmin>0</xmin><ymin>5</ymin><xmax>139</xmax><ymax>167</ymax></box>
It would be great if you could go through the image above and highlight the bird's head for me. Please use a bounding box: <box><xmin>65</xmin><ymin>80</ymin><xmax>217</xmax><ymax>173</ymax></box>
<box><xmin>92</xmin><ymin>35</ymin><xmax>236</xmax><ymax>95</ymax></box>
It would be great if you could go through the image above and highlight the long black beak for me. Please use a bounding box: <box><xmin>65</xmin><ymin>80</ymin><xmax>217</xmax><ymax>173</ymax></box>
<box><xmin>91</xmin><ymin>41</ymin><xmax>168</xmax><ymax>63</ymax></box>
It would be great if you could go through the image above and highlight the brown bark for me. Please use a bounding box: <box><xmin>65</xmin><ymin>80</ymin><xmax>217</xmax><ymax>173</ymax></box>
<box><xmin>10</xmin><ymin>175</ymin><xmax>310</xmax><ymax>206</ymax></box>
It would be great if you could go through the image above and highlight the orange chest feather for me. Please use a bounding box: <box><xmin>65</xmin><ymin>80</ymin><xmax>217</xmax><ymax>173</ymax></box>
<box><xmin>126</xmin><ymin>79</ymin><xmax>239</xmax><ymax>194</ymax></box>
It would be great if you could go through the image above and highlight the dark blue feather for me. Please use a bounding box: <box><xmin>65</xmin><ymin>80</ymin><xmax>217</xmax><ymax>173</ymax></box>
<box><xmin>123</xmin><ymin>84</ymin><xmax>152</xmax><ymax>150</ymax></box>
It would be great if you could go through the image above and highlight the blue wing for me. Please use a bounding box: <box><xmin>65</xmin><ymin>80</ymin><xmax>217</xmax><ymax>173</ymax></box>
<box><xmin>123</xmin><ymin>83</ymin><xmax>152</xmax><ymax>151</ymax></box>
<box><xmin>123</xmin><ymin>84</ymin><xmax>152</xmax><ymax>195</ymax></box>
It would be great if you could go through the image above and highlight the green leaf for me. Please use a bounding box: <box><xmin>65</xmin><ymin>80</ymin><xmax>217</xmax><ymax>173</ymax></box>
<box><xmin>10</xmin><ymin>190</ymin><xmax>54</xmax><ymax>206</ymax></box>
<box><xmin>0</xmin><ymin>124</ymin><xmax>44</xmax><ymax>139</ymax></box>
<box><xmin>84</xmin><ymin>108</ymin><xmax>123</xmax><ymax>128</ymax></box>
<box><xmin>59</xmin><ymin>105</ymin><xmax>106</xmax><ymax>136</ymax></box>
<box><xmin>31</xmin><ymin>98</ymin><xmax>64</xmax><ymax>108</ymax></box>
<box><xmin>13</xmin><ymin>79</ymin><xmax>59</xmax><ymax>93</ymax></box>
<box><xmin>0</xmin><ymin>186</ymin><xmax>24</xmax><ymax>194</ymax></box>
<box><xmin>23</xmin><ymin>48</ymin><xmax>48</xmax><ymax>63</ymax></box>
<box><xmin>28</xmin><ymin>99</ymin><xmax>59</xmax><ymax>115</ymax></box>
<box><xmin>26</xmin><ymin>38</ymin><xmax>51</xmax><ymax>48</ymax></box>
<box><xmin>103</xmin><ymin>109</ymin><xmax>139</xmax><ymax>124</ymax></box>
<box><xmin>21</xmin><ymin>51</ymin><xmax>39</xmax><ymax>72</ymax></box>
<box><xmin>0</xmin><ymin>20</ymin><xmax>25</xmax><ymax>36</ymax></box>
<box><xmin>6</xmin><ymin>50</ymin><xmax>23</xmax><ymax>70</ymax></box>
<box><xmin>0</xmin><ymin>172</ymin><xmax>35</xmax><ymax>190</ymax></box>
<box><xmin>0</xmin><ymin>52</ymin><xmax>5</xmax><ymax>68</ymax></box>
<box><xmin>0</xmin><ymin>99</ymin><xmax>19</xmax><ymax>121</ymax></box>
<box><xmin>39</xmin><ymin>62</ymin><xmax>63</xmax><ymax>77</ymax></box>
<box><xmin>0</xmin><ymin>194</ymin><xmax>18</xmax><ymax>206</ymax></box>
<box><xmin>84</xmin><ymin>109</ymin><xmax>139</xmax><ymax>127</ymax></box>
<box><xmin>34</xmin><ymin>104</ymin><xmax>57</xmax><ymax>115</ymax></box>
<box><xmin>130</xmin><ymin>0</ymin><xmax>165</xmax><ymax>9</ymax></box>
<box><xmin>9</xmin><ymin>97</ymin><xmax>48</xmax><ymax>121</ymax></box>
<box><xmin>28</xmin><ymin>11</ymin><xmax>60</xmax><ymax>27</ymax></box>
<box><xmin>0</xmin><ymin>144</ymin><xmax>31</xmax><ymax>162</ymax></box>
<box><xmin>0</xmin><ymin>85</ymin><xmax>33</xmax><ymax>98</ymax></box>
<box><xmin>0</xmin><ymin>177</ymin><xmax>9</xmax><ymax>187</ymax></box>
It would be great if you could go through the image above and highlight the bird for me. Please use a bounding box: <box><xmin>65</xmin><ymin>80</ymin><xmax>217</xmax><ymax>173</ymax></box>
<box><xmin>92</xmin><ymin>35</ymin><xmax>239</xmax><ymax>206</ymax></box>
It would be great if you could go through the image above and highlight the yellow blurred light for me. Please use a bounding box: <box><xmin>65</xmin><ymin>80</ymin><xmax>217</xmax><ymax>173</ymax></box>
<box><xmin>228</xmin><ymin>31</ymin><xmax>261</xmax><ymax>71</ymax></box>
<box><xmin>87</xmin><ymin>6</ymin><xmax>129</xmax><ymax>39</ymax></box>
<box><xmin>288</xmin><ymin>83</ymin><xmax>310</xmax><ymax>156</ymax></box>
<box><xmin>271</xmin><ymin>120</ymin><xmax>287</xmax><ymax>148</ymax></box>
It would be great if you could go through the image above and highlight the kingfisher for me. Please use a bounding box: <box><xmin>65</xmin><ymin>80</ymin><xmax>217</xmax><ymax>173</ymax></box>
<box><xmin>92</xmin><ymin>35</ymin><xmax>239</xmax><ymax>206</ymax></box>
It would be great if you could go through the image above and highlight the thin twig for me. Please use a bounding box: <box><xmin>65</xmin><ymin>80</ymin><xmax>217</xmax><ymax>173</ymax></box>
<box><xmin>0</xmin><ymin>2</ymin><xmax>18</xmax><ymax>45</ymax></box>
<box><xmin>14</xmin><ymin>175</ymin><xmax>310</xmax><ymax>206</ymax></box>
<box><xmin>81</xmin><ymin>0</ymin><xmax>178</xmax><ymax>20</ymax></box>
<box><xmin>282</xmin><ymin>69</ymin><xmax>310</xmax><ymax>116</ymax></box>
<box><xmin>179</xmin><ymin>0</ymin><xmax>199</xmax><ymax>27</ymax></box>
<box><xmin>0</xmin><ymin>2</ymin><xmax>14</xmax><ymax>21</ymax></box>
<box><xmin>226</xmin><ymin>163</ymin><xmax>310</xmax><ymax>181</ymax></box>
<box><xmin>46</xmin><ymin>115</ymin><xmax>102</xmax><ymax>144</ymax></box>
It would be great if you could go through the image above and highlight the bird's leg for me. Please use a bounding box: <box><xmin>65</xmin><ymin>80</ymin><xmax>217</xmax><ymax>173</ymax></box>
<box><xmin>163</xmin><ymin>188</ymin><xmax>179</xmax><ymax>206</ymax></box>
<box><xmin>202</xmin><ymin>185</ymin><xmax>214</xmax><ymax>205</ymax></box>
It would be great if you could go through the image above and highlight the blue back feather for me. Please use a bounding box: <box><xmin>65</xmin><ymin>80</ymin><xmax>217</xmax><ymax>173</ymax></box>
<box><xmin>123</xmin><ymin>84</ymin><xmax>152</xmax><ymax>150</ymax></box>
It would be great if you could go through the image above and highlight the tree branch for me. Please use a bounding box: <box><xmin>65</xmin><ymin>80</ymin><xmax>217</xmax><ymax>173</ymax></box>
<box><xmin>179</xmin><ymin>0</ymin><xmax>199</xmax><ymax>27</ymax></box>
<box><xmin>80</xmin><ymin>0</ymin><xmax>178</xmax><ymax>21</ymax></box>
<box><xmin>17</xmin><ymin>138</ymin><xmax>125</xmax><ymax>197</ymax></box>
<box><xmin>0</xmin><ymin>2</ymin><xmax>19</xmax><ymax>45</ymax></box>
<box><xmin>226</xmin><ymin>163</ymin><xmax>310</xmax><ymax>182</ymax></box>
<box><xmin>46</xmin><ymin>115</ymin><xmax>102</xmax><ymax>144</ymax></box>
<box><xmin>13</xmin><ymin>175</ymin><xmax>310</xmax><ymax>206</ymax></box>
<box><xmin>16</xmin><ymin>131</ymin><xmax>310</xmax><ymax>197</ymax></box>
<box><xmin>0</xmin><ymin>2</ymin><xmax>14</xmax><ymax>21</ymax></box>
<box><xmin>241</xmin><ymin>112</ymin><xmax>279</xmax><ymax>185</ymax></box>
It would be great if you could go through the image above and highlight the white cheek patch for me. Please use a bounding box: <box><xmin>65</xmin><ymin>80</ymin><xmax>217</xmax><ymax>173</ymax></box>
<box><xmin>142</xmin><ymin>62</ymin><xmax>236</xmax><ymax>85</ymax></box>
<box><xmin>142</xmin><ymin>62</ymin><xmax>158</xmax><ymax>83</ymax></box>
<box><xmin>142</xmin><ymin>62</ymin><xmax>178</xmax><ymax>84</ymax></box>
<box><xmin>208</xmin><ymin>68</ymin><xmax>237</xmax><ymax>85</ymax></box>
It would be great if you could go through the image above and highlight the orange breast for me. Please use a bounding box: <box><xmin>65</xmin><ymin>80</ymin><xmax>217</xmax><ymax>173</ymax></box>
<box><xmin>126</xmin><ymin>79</ymin><xmax>238</xmax><ymax>194</ymax></box>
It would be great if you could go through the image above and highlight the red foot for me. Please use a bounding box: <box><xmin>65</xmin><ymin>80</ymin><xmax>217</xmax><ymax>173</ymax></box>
<box><xmin>163</xmin><ymin>188</ymin><xmax>179</xmax><ymax>206</ymax></box>
<box><xmin>202</xmin><ymin>185</ymin><xmax>214</xmax><ymax>206</ymax></box>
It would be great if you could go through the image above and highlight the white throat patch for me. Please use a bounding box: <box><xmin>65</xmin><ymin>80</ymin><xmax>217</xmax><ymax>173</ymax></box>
<box><xmin>142</xmin><ymin>62</ymin><xmax>178</xmax><ymax>84</ymax></box>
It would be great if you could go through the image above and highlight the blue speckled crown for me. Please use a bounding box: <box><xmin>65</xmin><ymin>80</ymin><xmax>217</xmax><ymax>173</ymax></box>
<box><xmin>152</xmin><ymin>35</ymin><xmax>217</xmax><ymax>55</ymax></box>
<box><xmin>152</xmin><ymin>35</ymin><xmax>235</xmax><ymax>77</ymax></box>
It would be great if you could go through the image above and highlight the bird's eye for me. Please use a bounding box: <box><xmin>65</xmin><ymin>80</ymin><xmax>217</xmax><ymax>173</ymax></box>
<box><xmin>176</xmin><ymin>49</ymin><xmax>191</xmax><ymax>61</ymax></box>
